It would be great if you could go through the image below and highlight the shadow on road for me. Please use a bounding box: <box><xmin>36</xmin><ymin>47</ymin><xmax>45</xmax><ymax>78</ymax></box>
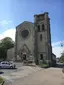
<box><xmin>0</xmin><ymin>68</ymin><xmax>17</xmax><ymax>70</ymax></box>
<box><xmin>53</xmin><ymin>63</ymin><xmax>64</xmax><ymax>68</ymax></box>
<box><xmin>0</xmin><ymin>71</ymin><xmax>4</xmax><ymax>74</ymax></box>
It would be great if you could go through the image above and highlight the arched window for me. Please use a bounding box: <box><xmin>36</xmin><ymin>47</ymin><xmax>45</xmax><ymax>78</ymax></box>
<box><xmin>42</xmin><ymin>24</ymin><xmax>45</xmax><ymax>31</ymax></box>
<box><xmin>40</xmin><ymin>54</ymin><xmax>43</xmax><ymax>60</ymax></box>
<box><xmin>40</xmin><ymin>34</ymin><xmax>42</xmax><ymax>41</ymax></box>
<box><xmin>37</xmin><ymin>25</ymin><xmax>40</xmax><ymax>32</ymax></box>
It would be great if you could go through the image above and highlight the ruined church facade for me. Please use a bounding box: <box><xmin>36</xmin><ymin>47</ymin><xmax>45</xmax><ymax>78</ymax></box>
<box><xmin>13</xmin><ymin>12</ymin><xmax>52</xmax><ymax>65</ymax></box>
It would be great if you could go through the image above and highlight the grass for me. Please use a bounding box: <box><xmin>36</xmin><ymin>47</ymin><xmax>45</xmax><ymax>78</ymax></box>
<box><xmin>40</xmin><ymin>62</ymin><xmax>49</xmax><ymax>68</ymax></box>
<box><xmin>0</xmin><ymin>77</ymin><xmax>4</xmax><ymax>85</ymax></box>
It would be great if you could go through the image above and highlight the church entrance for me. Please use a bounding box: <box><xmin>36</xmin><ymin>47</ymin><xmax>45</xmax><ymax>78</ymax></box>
<box><xmin>22</xmin><ymin>53</ymin><xmax>28</xmax><ymax>64</ymax></box>
<box><xmin>23</xmin><ymin>54</ymin><xmax>26</xmax><ymax>60</ymax></box>
<box><xmin>18</xmin><ymin>44</ymin><xmax>31</xmax><ymax>64</ymax></box>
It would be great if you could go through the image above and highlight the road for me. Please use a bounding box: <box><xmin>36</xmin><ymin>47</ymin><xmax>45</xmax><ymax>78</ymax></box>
<box><xmin>4</xmin><ymin>67</ymin><xmax>64</xmax><ymax>85</ymax></box>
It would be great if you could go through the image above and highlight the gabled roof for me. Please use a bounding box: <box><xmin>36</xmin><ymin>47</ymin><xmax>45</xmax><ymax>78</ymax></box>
<box><xmin>16</xmin><ymin>21</ymin><xmax>34</xmax><ymax>28</ymax></box>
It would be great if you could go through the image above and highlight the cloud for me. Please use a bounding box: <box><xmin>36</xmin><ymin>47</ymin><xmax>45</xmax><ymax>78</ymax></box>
<box><xmin>52</xmin><ymin>41</ymin><xmax>64</xmax><ymax>57</ymax></box>
<box><xmin>0</xmin><ymin>20</ymin><xmax>12</xmax><ymax>26</ymax></box>
<box><xmin>52</xmin><ymin>46</ymin><xmax>64</xmax><ymax>58</ymax></box>
<box><xmin>52</xmin><ymin>41</ymin><xmax>64</xmax><ymax>47</ymax></box>
<box><xmin>0</xmin><ymin>28</ymin><xmax>16</xmax><ymax>41</ymax></box>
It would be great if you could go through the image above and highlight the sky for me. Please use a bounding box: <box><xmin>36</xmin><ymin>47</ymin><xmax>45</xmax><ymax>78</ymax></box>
<box><xmin>0</xmin><ymin>0</ymin><xmax>64</xmax><ymax>57</ymax></box>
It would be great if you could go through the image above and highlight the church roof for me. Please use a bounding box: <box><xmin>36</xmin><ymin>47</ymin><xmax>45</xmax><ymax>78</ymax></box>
<box><xmin>16</xmin><ymin>21</ymin><xmax>34</xmax><ymax>28</ymax></box>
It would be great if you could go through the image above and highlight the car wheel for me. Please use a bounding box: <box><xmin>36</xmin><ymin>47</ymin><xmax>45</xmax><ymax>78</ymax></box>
<box><xmin>10</xmin><ymin>66</ymin><xmax>13</xmax><ymax>69</ymax></box>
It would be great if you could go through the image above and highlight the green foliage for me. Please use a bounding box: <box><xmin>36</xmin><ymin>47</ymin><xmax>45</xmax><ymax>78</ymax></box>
<box><xmin>0</xmin><ymin>77</ymin><xmax>4</xmax><ymax>84</ymax></box>
<box><xmin>0</xmin><ymin>37</ymin><xmax>14</xmax><ymax>60</ymax></box>
<box><xmin>1</xmin><ymin>37</ymin><xmax>14</xmax><ymax>49</ymax></box>
<box><xmin>60</xmin><ymin>56</ymin><xmax>64</xmax><ymax>63</ymax></box>
<box><xmin>39</xmin><ymin>60</ymin><xmax>49</xmax><ymax>68</ymax></box>
<box><xmin>40</xmin><ymin>63</ymin><xmax>48</xmax><ymax>68</ymax></box>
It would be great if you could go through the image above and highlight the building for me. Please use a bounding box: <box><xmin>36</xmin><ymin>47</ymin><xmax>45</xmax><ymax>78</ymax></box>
<box><xmin>7</xmin><ymin>12</ymin><xmax>52</xmax><ymax>65</ymax></box>
<box><xmin>56</xmin><ymin>57</ymin><xmax>60</xmax><ymax>63</ymax></box>
<box><xmin>52</xmin><ymin>53</ymin><xmax>56</xmax><ymax>66</ymax></box>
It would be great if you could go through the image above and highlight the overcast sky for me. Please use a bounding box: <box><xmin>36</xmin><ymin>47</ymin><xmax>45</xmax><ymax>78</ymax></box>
<box><xmin>0</xmin><ymin>0</ymin><xmax>64</xmax><ymax>57</ymax></box>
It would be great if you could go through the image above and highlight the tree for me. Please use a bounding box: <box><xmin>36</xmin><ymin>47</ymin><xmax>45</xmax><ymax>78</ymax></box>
<box><xmin>0</xmin><ymin>37</ymin><xmax>14</xmax><ymax>60</ymax></box>
<box><xmin>60</xmin><ymin>56</ymin><xmax>64</xmax><ymax>63</ymax></box>
<box><xmin>60</xmin><ymin>52</ymin><xmax>64</xmax><ymax>63</ymax></box>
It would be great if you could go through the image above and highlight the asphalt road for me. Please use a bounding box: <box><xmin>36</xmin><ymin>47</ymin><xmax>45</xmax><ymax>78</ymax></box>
<box><xmin>4</xmin><ymin>67</ymin><xmax>64</xmax><ymax>85</ymax></box>
<box><xmin>0</xmin><ymin>63</ymin><xmax>64</xmax><ymax>85</ymax></box>
<box><xmin>0</xmin><ymin>63</ymin><xmax>42</xmax><ymax>82</ymax></box>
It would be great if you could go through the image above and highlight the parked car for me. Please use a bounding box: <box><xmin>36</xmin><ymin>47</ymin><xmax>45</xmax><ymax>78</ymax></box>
<box><xmin>0</xmin><ymin>61</ymin><xmax>16</xmax><ymax>69</ymax></box>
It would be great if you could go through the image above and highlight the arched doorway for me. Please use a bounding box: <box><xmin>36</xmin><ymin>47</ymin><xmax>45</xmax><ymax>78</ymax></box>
<box><xmin>18</xmin><ymin>44</ymin><xmax>31</xmax><ymax>64</ymax></box>
<box><xmin>23</xmin><ymin>53</ymin><xmax>27</xmax><ymax>60</ymax></box>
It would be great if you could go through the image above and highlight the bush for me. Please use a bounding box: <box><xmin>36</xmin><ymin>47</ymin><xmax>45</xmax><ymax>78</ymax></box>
<box><xmin>40</xmin><ymin>63</ymin><xmax>48</xmax><ymax>68</ymax></box>
<box><xmin>0</xmin><ymin>77</ymin><xmax>4</xmax><ymax>85</ymax></box>
<box><xmin>39</xmin><ymin>60</ymin><xmax>49</xmax><ymax>68</ymax></box>
<box><xmin>60</xmin><ymin>56</ymin><xmax>64</xmax><ymax>63</ymax></box>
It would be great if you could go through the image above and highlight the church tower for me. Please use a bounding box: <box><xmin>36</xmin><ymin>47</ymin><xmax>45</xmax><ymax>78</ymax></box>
<box><xmin>34</xmin><ymin>12</ymin><xmax>52</xmax><ymax>65</ymax></box>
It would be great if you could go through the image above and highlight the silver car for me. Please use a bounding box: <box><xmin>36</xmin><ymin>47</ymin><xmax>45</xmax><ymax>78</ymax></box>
<box><xmin>0</xmin><ymin>61</ymin><xmax>16</xmax><ymax>69</ymax></box>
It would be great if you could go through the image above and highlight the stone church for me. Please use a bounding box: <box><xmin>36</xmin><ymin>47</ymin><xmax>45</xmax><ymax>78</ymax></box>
<box><xmin>7</xmin><ymin>12</ymin><xmax>52</xmax><ymax>65</ymax></box>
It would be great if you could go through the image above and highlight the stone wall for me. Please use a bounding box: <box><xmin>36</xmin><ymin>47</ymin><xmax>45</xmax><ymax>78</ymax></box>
<box><xmin>34</xmin><ymin>12</ymin><xmax>52</xmax><ymax>65</ymax></box>
<box><xmin>7</xmin><ymin>48</ymin><xmax>15</xmax><ymax>61</ymax></box>
<box><xmin>15</xmin><ymin>21</ymin><xmax>35</xmax><ymax>62</ymax></box>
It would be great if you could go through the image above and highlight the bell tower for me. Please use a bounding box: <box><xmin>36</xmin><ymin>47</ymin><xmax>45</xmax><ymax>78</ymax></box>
<box><xmin>34</xmin><ymin>12</ymin><xmax>52</xmax><ymax>65</ymax></box>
